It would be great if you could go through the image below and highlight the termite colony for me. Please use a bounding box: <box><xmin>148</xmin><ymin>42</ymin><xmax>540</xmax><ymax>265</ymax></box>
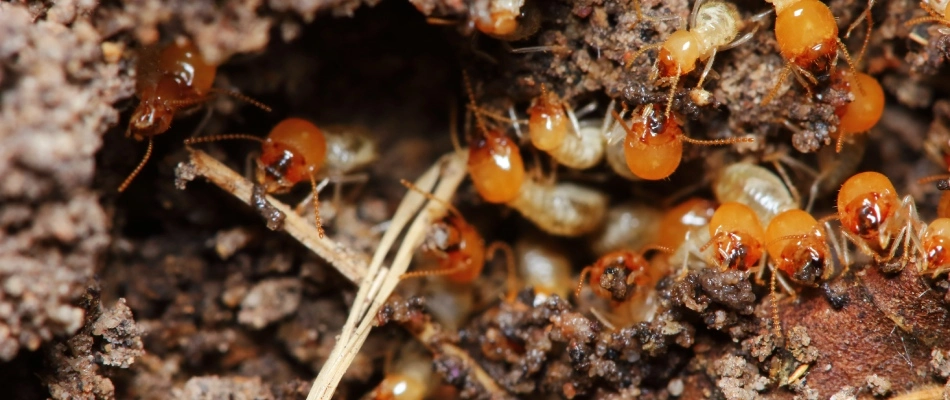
<box><xmin>103</xmin><ymin>0</ymin><xmax>950</xmax><ymax>398</ymax></box>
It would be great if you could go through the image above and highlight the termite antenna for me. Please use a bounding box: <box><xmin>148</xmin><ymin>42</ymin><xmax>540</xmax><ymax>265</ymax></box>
<box><xmin>664</xmin><ymin>70</ymin><xmax>680</xmax><ymax>119</ymax></box>
<box><xmin>680</xmin><ymin>136</ymin><xmax>755</xmax><ymax>146</ymax></box>
<box><xmin>575</xmin><ymin>266</ymin><xmax>592</xmax><ymax>298</ymax></box>
<box><xmin>183</xmin><ymin>133</ymin><xmax>265</xmax><ymax>148</ymax></box>
<box><xmin>835</xmin><ymin>37</ymin><xmax>864</xmax><ymax>94</ymax></box>
<box><xmin>904</xmin><ymin>2</ymin><xmax>949</xmax><ymax>28</ymax></box>
<box><xmin>610</xmin><ymin>109</ymin><xmax>636</xmax><ymax>137</ymax></box>
<box><xmin>486</xmin><ymin>242</ymin><xmax>519</xmax><ymax>302</ymax></box>
<box><xmin>400</xmin><ymin>263</ymin><xmax>473</xmax><ymax>280</ymax></box>
<box><xmin>462</xmin><ymin>71</ymin><xmax>489</xmax><ymax>135</ymax></box>
<box><xmin>467</xmin><ymin>104</ymin><xmax>525</xmax><ymax>125</ymax></box>
<box><xmin>625</xmin><ymin>43</ymin><xmax>662</xmax><ymax>69</ymax></box>
<box><xmin>845</xmin><ymin>0</ymin><xmax>875</xmax><ymax>67</ymax></box>
<box><xmin>770</xmin><ymin>265</ymin><xmax>783</xmax><ymax>344</ymax></box>
<box><xmin>308</xmin><ymin>173</ymin><xmax>326</xmax><ymax>239</ymax></box>
<box><xmin>639</xmin><ymin>244</ymin><xmax>674</xmax><ymax>255</ymax></box>
<box><xmin>207</xmin><ymin>88</ymin><xmax>273</xmax><ymax>112</ymax></box>
<box><xmin>762</xmin><ymin>64</ymin><xmax>794</xmax><ymax>106</ymax></box>
<box><xmin>917</xmin><ymin>174</ymin><xmax>950</xmax><ymax>185</ymax></box>
<box><xmin>118</xmin><ymin>137</ymin><xmax>154</xmax><ymax>193</ymax></box>
<box><xmin>399</xmin><ymin>179</ymin><xmax>463</xmax><ymax>218</ymax></box>
<box><xmin>764</xmin><ymin>233</ymin><xmax>811</xmax><ymax>248</ymax></box>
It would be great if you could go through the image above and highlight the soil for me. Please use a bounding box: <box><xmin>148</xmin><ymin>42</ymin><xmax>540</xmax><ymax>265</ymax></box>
<box><xmin>1</xmin><ymin>0</ymin><xmax>949</xmax><ymax>398</ymax></box>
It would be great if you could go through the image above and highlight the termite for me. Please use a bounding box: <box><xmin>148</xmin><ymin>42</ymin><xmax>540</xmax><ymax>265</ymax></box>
<box><xmin>398</xmin><ymin>180</ymin><xmax>515</xmax><ymax>287</ymax></box>
<box><xmin>506</xmin><ymin>179</ymin><xmax>609</xmax><ymax>237</ymax></box>
<box><xmin>919</xmin><ymin>217</ymin><xmax>950</xmax><ymax>278</ymax></box>
<box><xmin>576</xmin><ymin>247</ymin><xmax>672</xmax><ymax>302</ymax></box>
<box><xmin>610</xmin><ymin>104</ymin><xmax>754</xmax><ymax>180</ymax></box>
<box><xmin>121</xmin><ymin>37</ymin><xmax>270</xmax><ymax>192</ymax></box>
<box><xmin>765</xmin><ymin>209</ymin><xmax>839</xmax><ymax>288</ymax></box>
<box><xmin>185</xmin><ymin>118</ymin><xmax>328</xmax><ymax>237</ymax></box>
<box><xmin>470</xmin><ymin>0</ymin><xmax>541</xmax><ymax>40</ymax></box>
<box><xmin>525</xmin><ymin>88</ymin><xmax>606</xmax><ymax>170</ymax></box>
<box><xmin>575</xmin><ymin>246</ymin><xmax>672</xmax><ymax>327</ymax></box>
<box><xmin>713</xmin><ymin>163</ymin><xmax>797</xmax><ymax>227</ymax></box>
<box><xmin>462</xmin><ymin>73</ymin><xmax>609</xmax><ymax>236</ymax></box>
<box><xmin>627</xmin><ymin>0</ymin><xmax>760</xmax><ymax>118</ymax></box>
<box><xmin>701</xmin><ymin>202</ymin><xmax>767</xmax><ymax>272</ymax></box>
<box><xmin>761</xmin><ymin>0</ymin><xmax>866</xmax><ymax>105</ymax></box>
<box><xmin>836</xmin><ymin>171</ymin><xmax>925</xmax><ymax>271</ymax></box>
<box><xmin>364</xmin><ymin>344</ymin><xmax>433</xmax><ymax>400</ymax></box>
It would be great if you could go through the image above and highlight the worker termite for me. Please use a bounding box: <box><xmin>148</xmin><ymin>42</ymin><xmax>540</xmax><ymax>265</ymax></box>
<box><xmin>604</xmin><ymin>106</ymin><xmax>643</xmax><ymax>181</ymax></box>
<box><xmin>185</xmin><ymin>118</ymin><xmax>328</xmax><ymax>237</ymax></box>
<box><xmin>919</xmin><ymin>217</ymin><xmax>950</xmax><ymax>278</ymax></box>
<box><xmin>761</xmin><ymin>0</ymin><xmax>863</xmax><ymax>105</ymax></box>
<box><xmin>524</xmin><ymin>88</ymin><xmax>605</xmax><ymax>170</ymax></box>
<box><xmin>470</xmin><ymin>0</ymin><xmax>541</xmax><ymax>40</ymax></box>
<box><xmin>832</xmin><ymin>72</ymin><xmax>885</xmax><ymax>153</ymax></box>
<box><xmin>701</xmin><ymin>202</ymin><xmax>767</xmax><ymax>271</ymax></box>
<box><xmin>121</xmin><ymin>37</ymin><xmax>270</xmax><ymax>192</ymax></box>
<box><xmin>765</xmin><ymin>209</ymin><xmax>839</xmax><ymax>288</ymax></box>
<box><xmin>363</xmin><ymin>344</ymin><xmax>433</xmax><ymax>400</ymax></box>
<box><xmin>398</xmin><ymin>180</ymin><xmax>515</xmax><ymax>287</ymax></box>
<box><xmin>462</xmin><ymin>73</ymin><xmax>608</xmax><ymax>236</ymax></box>
<box><xmin>506</xmin><ymin>179</ymin><xmax>609</xmax><ymax>237</ymax></box>
<box><xmin>462</xmin><ymin>76</ymin><xmax>526</xmax><ymax>204</ymax></box>
<box><xmin>836</xmin><ymin>171</ymin><xmax>925</xmax><ymax>271</ymax></box>
<box><xmin>575</xmin><ymin>247</ymin><xmax>672</xmax><ymax>326</ymax></box>
<box><xmin>627</xmin><ymin>0</ymin><xmax>760</xmax><ymax>118</ymax></box>
<box><xmin>713</xmin><ymin>163</ymin><xmax>797</xmax><ymax>227</ymax></box>
<box><xmin>610</xmin><ymin>104</ymin><xmax>754</xmax><ymax>180</ymax></box>
<box><xmin>576</xmin><ymin>247</ymin><xmax>672</xmax><ymax>302</ymax></box>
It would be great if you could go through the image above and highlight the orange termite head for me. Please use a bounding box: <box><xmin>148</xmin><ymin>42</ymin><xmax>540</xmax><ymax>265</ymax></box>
<box><xmin>922</xmin><ymin>217</ymin><xmax>950</xmax><ymax>278</ymax></box>
<box><xmin>527</xmin><ymin>86</ymin><xmax>569</xmax><ymax>151</ymax></box>
<box><xmin>422</xmin><ymin>215</ymin><xmax>487</xmax><ymax>283</ymax></box>
<box><xmin>129</xmin><ymin>38</ymin><xmax>216</xmax><ymax>140</ymax></box>
<box><xmin>657</xmin><ymin>198</ymin><xmax>718</xmax><ymax>250</ymax></box>
<box><xmin>622</xmin><ymin>104</ymin><xmax>684</xmax><ymax>180</ymax></box>
<box><xmin>468</xmin><ymin>129</ymin><xmax>526</xmax><ymax>203</ymax></box>
<box><xmin>707</xmin><ymin>202</ymin><xmax>766</xmax><ymax>271</ymax></box>
<box><xmin>368</xmin><ymin>373</ymin><xmax>428</xmax><ymax>400</ymax></box>
<box><xmin>836</xmin><ymin>171</ymin><xmax>898</xmax><ymax>240</ymax></box>
<box><xmin>766</xmin><ymin>209</ymin><xmax>833</xmax><ymax>286</ymax></box>
<box><xmin>834</xmin><ymin>72</ymin><xmax>885</xmax><ymax>151</ymax></box>
<box><xmin>256</xmin><ymin>118</ymin><xmax>327</xmax><ymax>193</ymax></box>
<box><xmin>472</xmin><ymin>0</ymin><xmax>539</xmax><ymax>40</ymax></box>
<box><xmin>770</xmin><ymin>0</ymin><xmax>839</xmax><ymax>79</ymax></box>
<box><xmin>585</xmin><ymin>250</ymin><xmax>652</xmax><ymax>301</ymax></box>
<box><xmin>128</xmin><ymin>77</ymin><xmax>181</xmax><ymax>140</ymax></box>
<box><xmin>657</xmin><ymin>30</ymin><xmax>703</xmax><ymax>78</ymax></box>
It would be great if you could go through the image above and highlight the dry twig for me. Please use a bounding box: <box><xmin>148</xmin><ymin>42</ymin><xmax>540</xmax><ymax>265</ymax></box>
<box><xmin>176</xmin><ymin>149</ymin><xmax>509</xmax><ymax>399</ymax></box>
